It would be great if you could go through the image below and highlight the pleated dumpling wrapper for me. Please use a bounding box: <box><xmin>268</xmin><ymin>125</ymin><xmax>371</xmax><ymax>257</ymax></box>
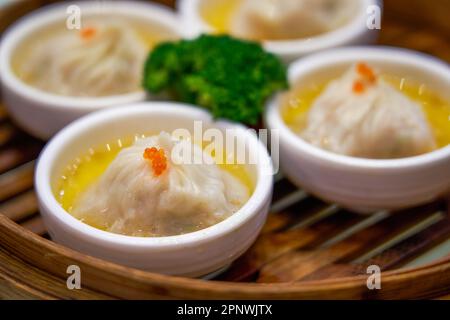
<box><xmin>230</xmin><ymin>0</ymin><xmax>358</xmax><ymax>40</ymax></box>
<box><xmin>19</xmin><ymin>19</ymin><xmax>147</xmax><ymax>97</ymax></box>
<box><xmin>302</xmin><ymin>63</ymin><xmax>437</xmax><ymax>159</ymax></box>
<box><xmin>71</xmin><ymin>132</ymin><xmax>249</xmax><ymax>236</ymax></box>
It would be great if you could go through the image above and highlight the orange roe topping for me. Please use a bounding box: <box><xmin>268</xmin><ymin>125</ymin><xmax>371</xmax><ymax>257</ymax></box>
<box><xmin>352</xmin><ymin>62</ymin><xmax>378</xmax><ymax>94</ymax></box>
<box><xmin>357</xmin><ymin>62</ymin><xmax>377</xmax><ymax>83</ymax></box>
<box><xmin>80</xmin><ymin>27</ymin><xmax>97</xmax><ymax>40</ymax></box>
<box><xmin>353</xmin><ymin>80</ymin><xmax>365</xmax><ymax>94</ymax></box>
<box><xmin>143</xmin><ymin>147</ymin><xmax>168</xmax><ymax>176</ymax></box>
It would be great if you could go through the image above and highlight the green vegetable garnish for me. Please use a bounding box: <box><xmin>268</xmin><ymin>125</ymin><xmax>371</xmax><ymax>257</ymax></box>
<box><xmin>143</xmin><ymin>35</ymin><xmax>288</xmax><ymax>125</ymax></box>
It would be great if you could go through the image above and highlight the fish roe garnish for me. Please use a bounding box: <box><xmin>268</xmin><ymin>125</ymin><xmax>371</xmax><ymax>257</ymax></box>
<box><xmin>353</xmin><ymin>80</ymin><xmax>365</xmax><ymax>94</ymax></box>
<box><xmin>143</xmin><ymin>147</ymin><xmax>168</xmax><ymax>176</ymax></box>
<box><xmin>357</xmin><ymin>62</ymin><xmax>377</xmax><ymax>83</ymax></box>
<box><xmin>80</xmin><ymin>27</ymin><xmax>97</xmax><ymax>40</ymax></box>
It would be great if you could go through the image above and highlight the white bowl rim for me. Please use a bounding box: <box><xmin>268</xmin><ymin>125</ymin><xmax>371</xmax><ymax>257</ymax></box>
<box><xmin>0</xmin><ymin>0</ymin><xmax>184</xmax><ymax>110</ymax></box>
<box><xmin>178</xmin><ymin>0</ymin><xmax>381</xmax><ymax>55</ymax></box>
<box><xmin>266</xmin><ymin>46</ymin><xmax>450</xmax><ymax>171</ymax></box>
<box><xmin>35</xmin><ymin>102</ymin><xmax>273</xmax><ymax>249</ymax></box>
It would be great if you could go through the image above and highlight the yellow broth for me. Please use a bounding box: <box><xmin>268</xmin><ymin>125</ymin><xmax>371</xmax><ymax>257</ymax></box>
<box><xmin>282</xmin><ymin>76</ymin><xmax>450</xmax><ymax>150</ymax></box>
<box><xmin>199</xmin><ymin>0</ymin><xmax>241</xmax><ymax>34</ymax></box>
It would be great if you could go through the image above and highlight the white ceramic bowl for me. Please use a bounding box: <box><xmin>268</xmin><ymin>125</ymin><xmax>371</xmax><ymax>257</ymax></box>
<box><xmin>178</xmin><ymin>0</ymin><xmax>381</xmax><ymax>63</ymax></box>
<box><xmin>0</xmin><ymin>1</ymin><xmax>184</xmax><ymax>140</ymax></box>
<box><xmin>265</xmin><ymin>47</ymin><xmax>450</xmax><ymax>213</ymax></box>
<box><xmin>35</xmin><ymin>102</ymin><xmax>273</xmax><ymax>277</ymax></box>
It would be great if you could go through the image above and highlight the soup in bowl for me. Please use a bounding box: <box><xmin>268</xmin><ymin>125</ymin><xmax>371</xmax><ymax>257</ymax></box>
<box><xmin>265</xmin><ymin>47</ymin><xmax>450</xmax><ymax>213</ymax></box>
<box><xmin>35</xmin><ymin>102</ymin><xmax>273</xmax><ymax>277</ymax></box>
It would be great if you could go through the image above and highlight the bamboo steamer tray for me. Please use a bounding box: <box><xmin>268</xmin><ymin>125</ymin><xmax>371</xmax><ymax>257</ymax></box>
<box><xmin>1</xmin><ymin>0</ymin><xmax>450</xmax><ymax>300</ymax></box>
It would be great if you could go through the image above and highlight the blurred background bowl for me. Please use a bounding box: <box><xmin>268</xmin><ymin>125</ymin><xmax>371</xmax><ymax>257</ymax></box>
<box><xmin>0</xmin><ymin>1</ymin><xmax>185</xmax><ymax>140</ymax></box>
<box><xmin>178</xmin><ymin>0</ymin><xmax>382</xmax><ymax>63</ymax></box>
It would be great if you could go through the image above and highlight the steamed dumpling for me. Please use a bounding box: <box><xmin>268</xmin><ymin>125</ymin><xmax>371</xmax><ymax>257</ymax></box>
<box><xmin>230</xmin><ymin>0</ymin><xmax>357</xmax><ymax>40</ymax></box>
<box><xmin>18</xmin><ymin>19</ymin><xmax>147</xmax><ymax>97</ymax></box>
<box><xmin>301</xmin><ymin>63</ymin><xmax>437</xmax><ymax>159</ymax></box>
<box><xmin>71</xmin><ymin>132</ymin><xmax>249</xmax><ymax>237</ymax></box>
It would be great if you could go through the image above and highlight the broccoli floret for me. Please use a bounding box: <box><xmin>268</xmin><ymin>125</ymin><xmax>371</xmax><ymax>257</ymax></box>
<box><xmin>143</xmin><ymin>35</ymin><xmax>288</xmax><ymax>125</ymax></box>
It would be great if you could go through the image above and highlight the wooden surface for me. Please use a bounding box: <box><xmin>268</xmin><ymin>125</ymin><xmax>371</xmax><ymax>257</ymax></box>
<box><xmin>0</xmin><ymin>0</ymin><xmax>449</xmax><ymax>300</ymax></box>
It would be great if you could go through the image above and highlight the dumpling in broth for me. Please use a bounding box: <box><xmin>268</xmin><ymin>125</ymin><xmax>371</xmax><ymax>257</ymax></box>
<box><xmin>302</xmin><ymin>63</ymin><xmax>437</xmax><ymax>159</ymax></box>
<box><xmin>71</xmin><ymin>132</ymin><xmax>249</xmax><ymax>237</ymax></box>
<box><xmin>19</xmin><ymin>19</ymin><xmax>147</xmax><ymax>97</ymax></box>
<box><xmin>230</xmin><ymin>0</ymin><xmax>358</xmax><ymax>40</ymax></box>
